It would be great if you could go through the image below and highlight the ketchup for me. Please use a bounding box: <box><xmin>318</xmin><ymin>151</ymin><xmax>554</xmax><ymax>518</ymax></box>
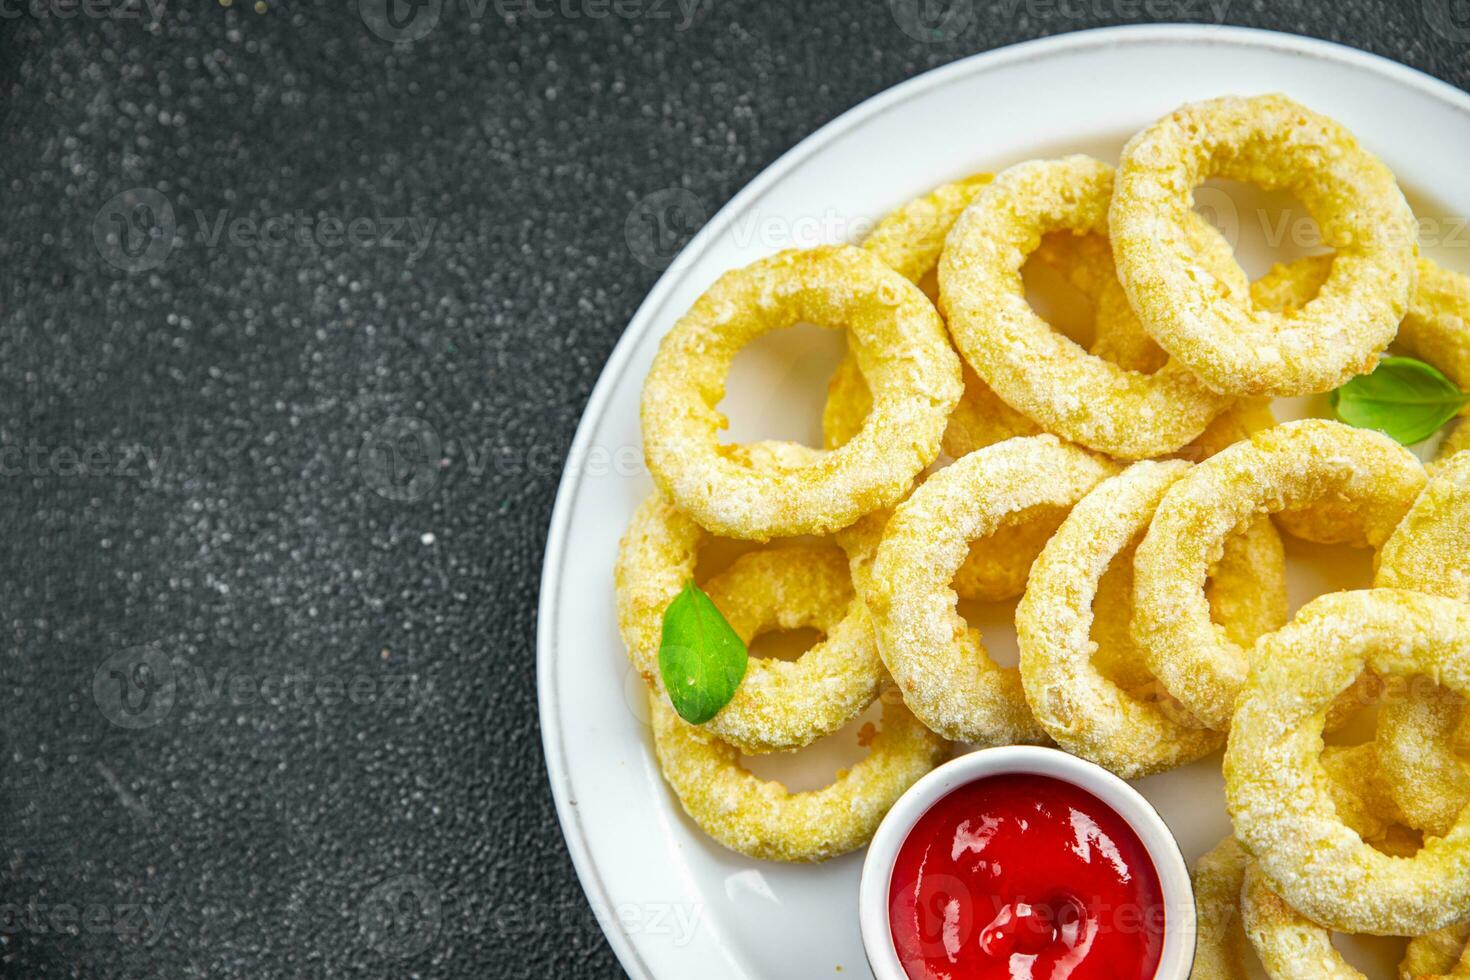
<box><xmin>887</xmin><ymin>774</ymin><xmax>1165</xmax><ymax>979</ymax></box>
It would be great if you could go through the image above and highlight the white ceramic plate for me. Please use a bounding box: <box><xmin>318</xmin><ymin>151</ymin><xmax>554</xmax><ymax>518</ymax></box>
<box><xmin>538</xmin><ymin>25</ymin><xmax>1470</xmax><ymax>979</ymax></box>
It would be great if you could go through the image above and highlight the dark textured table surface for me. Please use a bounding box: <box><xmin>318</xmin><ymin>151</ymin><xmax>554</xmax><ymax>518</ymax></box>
<box><xmin>1</xmin><ymin>2</ymin><xmax>1466</xmax><ymax>977</ymax></box>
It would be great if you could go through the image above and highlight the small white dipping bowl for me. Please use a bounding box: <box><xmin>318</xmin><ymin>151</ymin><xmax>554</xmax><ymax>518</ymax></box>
<box><xmin>859</xmin><ymin>745</ymin><xmax>1196</xmax><ymax>980</ymax></box>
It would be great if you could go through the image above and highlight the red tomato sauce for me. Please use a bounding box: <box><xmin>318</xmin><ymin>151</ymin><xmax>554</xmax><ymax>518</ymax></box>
<box><xmin>887</xmin><ymin>773</ymin><xmax>1165</xmax><ymax>979</ymax></box>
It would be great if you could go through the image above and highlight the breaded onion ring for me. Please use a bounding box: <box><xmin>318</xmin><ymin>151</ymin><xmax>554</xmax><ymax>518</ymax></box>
<box><xmin>866</xmin><ymin>435</ymin><xmax>1117</xmax><ymax>743</ymax></box>
<box><xmin>1018</xmin><ymin>460</ymin><xmax>1285</xmax><ymax>778</ymax></box>
<box><xmin>1224</xmin><ymin>589</ymin><xmax>1470</xmax><ymax>936</ymax></box>
<box><xmin>1252</xmin><ymin>251</ymin><xmax>1470</xmax><ymax>416</ymax></box>
<box><xmin>648</xmin><ymin>692</ymin><xmax>946</xmax><ymax>863</ymax></box>
<box><xmin>641</xmin><ymin>245</ymin><xmax>962</xmax><ymax>540</ymax></box>
<box><xmin>1373</xmin><ymin>450</ymin><xmax>1470</xmax><ymax>837</ymax></box>
<box><xmin>1190</xmin><ymin>837</ymin><xmax>1252</xmax><ymax>980</ymax></box>
<box><xmin>1133</xmin><ymin>419</ymin><xmax>1424</xmax><ymax>730</ymax></box>
<box><xmin>939</xmin><ymin>155</ymin><xmax>1234</xmax><ymax>458</ymax></box>
<box><xmin>615</xmin><ymin>445</ymin><xmax>885</xmax><ymax>754</ymax></box>
<box><xmin>1404</xmin><ymin>923</ymin><xmax>1470</xmax><ymax>979</ymax></box>
<box><xmin>1240</xmin><ymin>863</ymin><xmax>1363</xmax><ymax>979</ymax></box>
<box><xmin>1112</xmin><ymin>94</ymin><xmax>1417</xmax><ymax>397</ymax></box>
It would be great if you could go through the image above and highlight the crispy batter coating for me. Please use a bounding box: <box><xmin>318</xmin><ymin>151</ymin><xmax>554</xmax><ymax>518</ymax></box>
<box><xmin>1224</xmin><ymin>589</ymin><xmax>1470</xmax><ymax>936</ymax></box>
<box><xmin>1191</xmin><ymin>837</ymin><xmax>1252</xmax><ymax>980</ymax></box>
<box><xmin>1112</xmin><ymin>94</ymin><xmax>1418</xmax><ymax>397</ymax></box>
<box><xmin>1133</xmin><ymin>419</ymin><xmax>1424</xmax><ymax>729</ymax></box>
<box><xmin>1018</xmin><ymin>461</ymin><xmax>1229</xmax><ymax>778</ymax></box>
<box><xmin>939</xmin><ymin>156</ymin><xmax>1235</xmax><ymax>458</ymax></box>
<box><xmin>648</xmin><ymin>692</ymin><xmax>946</xmax><ymax>863</ymax></box>
<box><xmin>641</xmin><ymin>245</ymin><xmax>962</xmax><ymax>540</ymax></box>
<box><xmin>615</xmin><ymin>445</ymin><xmax>886</xmax><ymax>754</ymax></box>
<box><xmin>1374</xmin><ymin>451</ymin><xmax>1470</xmax><ymax>837</ymax></box>
<box><xmin>866</xmin><ymin>435</ymin><xmax>1117</xmax><ymax>743</ymax></box>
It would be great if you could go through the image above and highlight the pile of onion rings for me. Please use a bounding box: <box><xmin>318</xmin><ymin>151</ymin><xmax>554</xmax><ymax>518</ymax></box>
<box><xmin>613</xmin><ymin>92</ymin><xmax>1470</xmax><ymax>980</ymax></box>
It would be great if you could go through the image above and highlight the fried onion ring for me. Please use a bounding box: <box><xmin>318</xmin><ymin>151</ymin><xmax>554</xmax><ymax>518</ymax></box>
<box><xmin>648</xmin><ymin>692</ymin><xmax>946</xmax><ymax>863</ymax></box>
<box><xmin>641</xmin><ymin>244</ymin><xmax>962</xmax><ymax>540</ymax></box>
<box><xmin>1133</xmin><ymin>419</ymin><xmax>1424</xmax><ymax>730</ymax></box>
<box><xmin>1112</xmin><ymin>94</ymin><xmax>1417</xmax><ymax>397</ymax></box>
<box><xmin>1253</xmin><ymin>251</ymin><xmax>1470</xmax><ymax>416</ymax></box>
<box><xmin>1404</xmin><ymin>923</ymin><xmax>1470</xmax><ymax>979</ymax></box>
<box><xmin>1224</xmin><ymin>589</ymin><xmax>1470</xmax><ymax>936</ymax></box>
<box><xmin>615</xmin><ymin>446</ymin><xmax>886</xmax><ymax>754</ymax></box>
<box><xmin>1240</xmin><ymin>863</ymin><xmax>1363</xmax><ymax>979</ymax></box>
<box><xmin>1190</xmin><ymin>837</ymin><xmax>1252</xmax><ymax>980</ymax></box>
<box><xmin>1019</xmin><ymin>460</ymin><xmax>1277</xmax><ymax>778</ymax></box>
<box><xmin>866</xmin><ymin>435</ymin><xmax>1116</xmax><ymax>743</ymax></box>
<box><xmin>939</xmin><ymin>155</ymin><xmax>1234</xmax><ymax>458</ymax></box>
<box><xmin>1374</xmin><ymin>450</ymin><xmax>1470</xmax><ymax>837</ymax></box>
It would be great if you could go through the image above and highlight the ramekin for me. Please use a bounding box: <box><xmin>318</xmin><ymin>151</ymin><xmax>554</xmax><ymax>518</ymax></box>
<box><xmin>858</xmin><ymin>745</ymin><xmax>1196</xmax><ymax>979</ymax></box>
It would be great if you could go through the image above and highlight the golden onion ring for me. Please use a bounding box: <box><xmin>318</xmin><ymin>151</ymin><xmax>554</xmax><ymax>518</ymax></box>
<box><xmin>1018</xmin><ymin>460</ymin><xmax>1284</xmax><ymax>778</ymax></box>
<box><xmin>1225</xmin><ymin>589</ymin><xmax>1470</xmax><ymax>936</ymax></box>
<box><xmin>615</xmin><ymin>446</ymin><xmax>885</xmax><ymax>754</ymax></box>
<box><xmin>1133</xmin><ymin>419</ymin><xmax>1424</xmax><ymax>730</ymax></box>
<box><xmin>1112</xmin><ymin>94</ymin><xmax>1417</xmax><ymax>397</ymax></box>
<box><xmin>939</xmin><ymin>155</ymin><xmax>1235</xmax><ymax>458</ymax></box>
<box><xmin>1374</xmin><ymin>450</ymin><xmax>1470</xmax><ymax>837</ymax></box>
<box><xmin>1190</xmin><ymin>837</ymin><xmax>1252</xmax><ymax>980</ymax></box>
<box><xmin>866</xmin><ymin>435</ymin><xmax>1116</xmax><ymax>743</ymax></box>
<box><xmin>641</xmin><ymin>244</ymin><xmax>962</xmax><ymax>540</ymax></box>
<box><xmin>648</xmin><ymin>692</ymin><xmax>946</xmax><ymax>863</ymax></box>
<box><xmin>1404</xmin><ymin>924</ymin><xmax>1470</xmax><ymax>979</ymax></box>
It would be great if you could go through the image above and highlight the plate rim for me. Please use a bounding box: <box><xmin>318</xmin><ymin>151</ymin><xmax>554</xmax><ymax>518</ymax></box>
<box><xmin>535</xmin><ymin>23</ymin><xmax>1470</xmax><ymax>980</ymax></box>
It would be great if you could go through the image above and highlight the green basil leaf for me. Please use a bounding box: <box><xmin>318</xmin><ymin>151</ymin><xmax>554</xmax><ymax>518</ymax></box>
<box><xmin>1331</xmin><ymin>356</ymin><xmax>1470</xmax><ymax>446</ymax></box>
<box><xmin>658</xmin><ymin>581</ymin><xmax>747</xmax><ymax>725</ymax></box>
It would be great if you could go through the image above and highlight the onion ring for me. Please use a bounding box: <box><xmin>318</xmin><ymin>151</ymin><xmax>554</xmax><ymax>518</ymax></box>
<box><xmin>1253</xmin><ymin>251</ymin><xmax>1470</xmax><ymax>415</ymax></box>
<box><xmin>1224</xmin><ymin>588</ymin><xmax>1470</xmax><ymax>936</ymax></box>
<box><xmin>1018</xmin><ymin>460</ymin><xmax>1288</xmax><ymax>778</ymax></box>
<box><xmin>1133</xmin><ymin>419</ymin><xmax>1425</xmax><ymax>730</ymax></box>
<box><xmin>866</xmin><ymin>435</ymin><xmax>1117</xmax><ymax>743</ymax></box>
<box><xmin>615</xmin><ymin>446</ymin><xmax>885</xmax><ymax>754</ymax></box>
<box><xmin>1190</xmin><ymin>837</ymin><xmax>1252</xmax><ymax>980</ymax></box>
<box><xmin>1404</xmin><ymin>924</ymin><xmax>1470</xmax><ymax>979</ymax></box>
<box><xmin>1112</xmin><ymin>94</ymin><xmax>1418</xmax><ymax>397</ymax></box>
<box><xmin>1373</xmin><ymin>450</ymin><xmax>1470</xmax><ymax>837</ymax></box>
<box><xmin>1240</xmin><ymin>863</ymin><xmax>1363</xmax><ymax>979</ymax></box>
<box><xmin>648</xmin><ymin>691</ymin><xmax>946</xmax><ymax>863</ymax></box>
<box><xmin>641</xmin><ymin>244</ymin><xmax>962</xmax><ymax>540</ymax></box>
<box><xmin>939</xmin><ymin>155</ymin><xmax>1235</xmax><ymax>458</ymax></box>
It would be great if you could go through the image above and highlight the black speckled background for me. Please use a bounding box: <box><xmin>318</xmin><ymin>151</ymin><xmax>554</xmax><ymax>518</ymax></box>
<box><xmin>0</xmin><ymin>2</ymin><xmax>1465</xmax><ymax>977</ymax></box>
